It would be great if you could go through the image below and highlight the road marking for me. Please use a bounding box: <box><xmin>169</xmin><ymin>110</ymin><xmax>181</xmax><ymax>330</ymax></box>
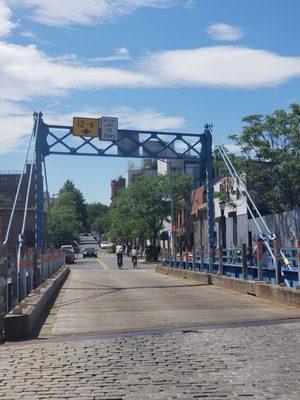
<box><xmin>95</xmin><ymin>258</ymin><xmax>110</xmax><ymax>270</ymax></box>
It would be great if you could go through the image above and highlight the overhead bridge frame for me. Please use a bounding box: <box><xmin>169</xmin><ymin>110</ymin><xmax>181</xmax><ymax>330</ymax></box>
<box><xmin>34</xmin><ymin>112</ymin><xmax>215</xmax><ymax>270</ymax></box>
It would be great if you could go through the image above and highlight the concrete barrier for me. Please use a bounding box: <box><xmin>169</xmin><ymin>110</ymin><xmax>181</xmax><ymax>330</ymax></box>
<box><xmin>155</xmin><ymin>265</ymin><xmax>211</xmax><ymax>284</ymax></box>
<box><xmin>4</xmin><ymin>265</ymin><xmax>69</xmax><ymax>340</ymax></box>
<box><xmin>155</xmin><ymin>266</ymin><xmax>300</xmax><ymax>308</ymax></box>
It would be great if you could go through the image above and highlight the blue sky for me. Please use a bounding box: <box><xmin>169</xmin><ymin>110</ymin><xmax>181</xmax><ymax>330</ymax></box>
<box><xmin>0</xmin><ymin>0</ymin><xmax>299</xmax><ymax>204</ymax></box>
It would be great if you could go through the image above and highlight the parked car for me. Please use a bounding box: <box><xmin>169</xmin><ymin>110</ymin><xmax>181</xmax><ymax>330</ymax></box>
<box><xmin>60</xmin><ymin>246</ymin><xmax>75</xmax><ymax>264</ymax></box>
<box><xmin>83</xmin><ymin>247</ymin><xmax>98</xmax><ymax>258</ymax></box>
<box><xmin>61</xmin><ymin>245</ymin><xmax>75</xmax><ymax>252</ymax></box>
<box><xmin>71</xmin><ymin>241</ymin><xmax>80</xmax><ymax>253</ymax></box>
<box><xmin>100</xmin><ymin>241</ymin><xmax>113</xmax><ymax>249</ymax></box>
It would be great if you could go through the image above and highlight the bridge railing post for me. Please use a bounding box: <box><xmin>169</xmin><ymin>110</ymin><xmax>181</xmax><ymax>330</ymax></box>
<box><xmin>0</xmin><ymin>247</ymin><xmax>8</xmax><ymax>340</ymax></box>
<box><xmin>18</xmin><ymin>247</ymin><xmax>27</xmax><ymax>301</ymax></box>
<box><xmin>200</xmin><ymin>246</ymin><xmax>204</xmax><ymax>272</ymax></box>
<box><xmin>242</xmin><ymin>243</ymin><xmax>247</xmax><ymax>280</ymax></box>
<box><xmin>274</xmin><ymin>240</ymin><xmax>282</xmax><ymax>285</ymax></box>
<box><xmin>27</xmin><ymin>248</ymin><xmax>33</xmax><ymax>293</ymax></box>
<box><xmin>10</xmin><ymin>249</ymin><xmax>18</xmax><ymax>308</ymax></box>
<box><xmin>185</xmin><ymin>247</ymin><xmax>189</xmax><ymax>270</ymax></box>
<box><xmin>257</xmin><ymin>241</ymin><xmax>263</xmax><ymax>281</ymax></box>
<box><xmin>218</xmin><ymin>244</ymin><xmax>223</xmax><ymax>276</ymax></box>
<box><xmin>296</xmin><ymin>239</ymin><xmax>300</xmax><ymax>288</ymax></box>
<box><xmin>192</xmin><ymin>247</ymin><xmax>196</xmax><ymax>270</ymax></box>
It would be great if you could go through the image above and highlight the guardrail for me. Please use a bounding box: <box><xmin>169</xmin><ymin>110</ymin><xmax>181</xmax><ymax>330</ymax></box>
<box><xmin>161</xmin><ymin>244</ymin><xmax>300</xmax><ymax>288</ymax></box>
<box><xmin>0</xmin><ymin>246</ymin><xmax>65</xmax><ymax>321</ymax></box>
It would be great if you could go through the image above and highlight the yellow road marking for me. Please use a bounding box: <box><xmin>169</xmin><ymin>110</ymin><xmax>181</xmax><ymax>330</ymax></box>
<box><xmin>94</xmin><ymin>257</ymin><xmax>110</xmax><ymax>270</ymax></box>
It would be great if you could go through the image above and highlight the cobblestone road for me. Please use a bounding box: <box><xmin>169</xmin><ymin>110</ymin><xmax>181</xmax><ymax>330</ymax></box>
<box><xmin>1</xmin><ymin>321</ymin><xmax>299</xmax><ymax>400</ymax></box>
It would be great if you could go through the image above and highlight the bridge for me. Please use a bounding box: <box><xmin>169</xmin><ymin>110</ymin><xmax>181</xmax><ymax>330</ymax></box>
<box><xmin>0</xmin><ymin>113</ymin><xmax>299</xmax><ymax>399</ymax></box>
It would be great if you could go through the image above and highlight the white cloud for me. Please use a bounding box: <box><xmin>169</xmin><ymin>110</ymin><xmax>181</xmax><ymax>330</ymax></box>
<box><xmin>144</xmin><ymin>46</ymin><xmax>300</xmax><ymax>88</ymax></box>
<box><xmin>1</xmin><ymin>41</ymin><xmax>300</xmax><ymax>104</ymax></box>
<box><xmin>115</xmin><ymin>106</ymin><xmax>185</xmax><ymax>131</ymax></box>
<box><xmin>0</xmin><ymin>0</ymin><xmax>16</xmax><ymax>36</ymax></box>
<box><xmin>0</xmin><ymin>41</ymin><xmax>154</xmax><ymax>102</ymax></box>
<box><xmin>10</xmin><ymin>0</ymin><xmax>181</xmax><ymax>27</ymax></box>
<box><xmin>0</xmin><ymin>102</ymin><xmax>186</xmax><ymax>154</ymax></box>
<box><xmin>0</xmin><ymin>101</ymin><xmax>33</xmax><ymax>154</ymax></box>
<box><xmin>91</xmin><ymin>47</ymin><xmax>130</xmax><ymax>64</ymax></box>
<box><xmin>207</xmin><ymin>23</ymin><xmax>244</xmax><ymax>41</ymax></box>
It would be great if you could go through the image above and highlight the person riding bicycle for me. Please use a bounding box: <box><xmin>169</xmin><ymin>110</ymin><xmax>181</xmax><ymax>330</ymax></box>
<box><xmin>130</xmin><ymin>246</ymin><xmax>138</xmax><ymax>268</ymax></box>
<box><xmin>116</xmin><ymin>244</ymin><xmax>124</xmax><ymax>269</ymax></box>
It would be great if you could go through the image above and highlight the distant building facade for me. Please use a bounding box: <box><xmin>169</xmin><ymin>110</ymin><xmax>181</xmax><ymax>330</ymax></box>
<box><xmin>127</xmin><ymin>160</ymin><xmax>157</xmax><ymax>185</ymax></box>
<box><xmin>0</xmin><ymin>165</ymin><xmax>36</xmax><ymax>249</ymax></box>
<box><xmin>111</xmin><ymin>177</ymin><xmax>126</xmax><ymax>205</ymax></box>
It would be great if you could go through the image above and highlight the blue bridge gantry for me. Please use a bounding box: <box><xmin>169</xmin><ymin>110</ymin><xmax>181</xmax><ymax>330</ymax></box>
<box><xmin>33</xmin><ymin>111</ymin><xmax>215</xmax><ymax>268</ymax></box>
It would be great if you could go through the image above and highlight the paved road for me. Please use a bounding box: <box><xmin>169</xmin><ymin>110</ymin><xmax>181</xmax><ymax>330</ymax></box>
<box><xmin>2</xmin><ymin>322</ymin><xmax>299</xmax><ymax>399</ymax></box>
<box><xmin>39</xmin><ymin>236</ymin><xmax>300</xmax><ymax>338</ymax></box>
<box><xmin>2</xmin><ymin>235</ymin><xmax>299</xmax><ymax>399</ymax></box>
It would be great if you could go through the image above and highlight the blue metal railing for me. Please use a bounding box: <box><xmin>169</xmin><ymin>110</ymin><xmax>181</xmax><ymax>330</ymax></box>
<box><xmin>162</xmin><ymin>247</ymin><xmax>299</xmax><ymax>287</ymax></box>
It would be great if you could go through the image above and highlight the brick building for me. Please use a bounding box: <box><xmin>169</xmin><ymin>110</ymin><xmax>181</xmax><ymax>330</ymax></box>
<box><xmin>111</xmin><ymin>177</ymin><xmax>126</xmax><ymax>205</ymax></box>
<box><xmin>0</xmin><ymin>165</ymin><xmax>36</xmax><ymax>249</ymax></box>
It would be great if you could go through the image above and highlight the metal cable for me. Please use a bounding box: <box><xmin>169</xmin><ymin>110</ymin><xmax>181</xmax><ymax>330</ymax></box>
<box><xmin>211</xmin><ymin>129</ymin><xmax>291</xmax><ymax>285</ymax></box>
<box><xmin>212</xmin><ymin>132</ymin><xmax>293</xmax><ymax>269</ymax></box>
<box><xmin>3</xmin><ymin>113</ymin><xmax>38</xmax><ymax>246</ymax></box>
<box><xmin>43</xmin><ymin>158</ymin><xmax>52</xmax><ymax>245</ymax></box>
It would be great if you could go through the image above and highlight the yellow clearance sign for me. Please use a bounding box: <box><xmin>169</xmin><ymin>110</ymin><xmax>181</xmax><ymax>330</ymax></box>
<box><xmin>73</xmin><ymin>117</ymin><xmax>99</xmax><ymax>137</ymax></box>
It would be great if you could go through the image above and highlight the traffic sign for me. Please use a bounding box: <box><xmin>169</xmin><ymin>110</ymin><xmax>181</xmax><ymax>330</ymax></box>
<box><xmin>73</xmin><ymin>117</ymin><xmax>99</xmax><ymax>137</ymax></box>
<box><xmin>100</xmin><ymin>116</ymin><xmax>118</xmax><ymax>141</ymax></box>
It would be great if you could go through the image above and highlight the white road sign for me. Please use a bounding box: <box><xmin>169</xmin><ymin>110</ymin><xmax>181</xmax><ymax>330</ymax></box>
<box><xmin>100</xmin><ymin>116</ymin><xmax>118</xmax><ymax>141</ymax></box>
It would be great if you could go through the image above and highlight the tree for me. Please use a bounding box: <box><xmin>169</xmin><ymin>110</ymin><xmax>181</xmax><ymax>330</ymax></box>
<box><xmin>109</xmin><ymin>173</ymin><xmax>192</xmax><ymax>260</ymax></box>
<box><xmin>59</xmin><ymin>180</ymin><xmax>88</xmax><ymax>230</ymax></box>
<box><xmin>86</xmin><ymin>202</ymin><xmax>109</xmax><ymax>232</ymax></box>
<box><xmin>47</xmin><ymin>180</ymin><xmax>88</xmax><ymax>247</ymax></box>
<box><xmin>228</xmin><ymin>103</ymin><xmax>300</xmax><ymax>213</ymax></box>
<box><xmin>47</xmin><ymin>192</ymin><xmax>82</xmax><ymax>247</ymax></box>
<box><xmin>91</xmin><ymin>212</ymin><xmax>111</xmax><ymax>235</ymax></box>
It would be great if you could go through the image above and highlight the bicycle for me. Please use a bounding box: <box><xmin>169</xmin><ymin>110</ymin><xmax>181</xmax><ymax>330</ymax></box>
<box><xmin>132</xmin><ymin>255</ymin><xmax>137</xmax><ymax>269</ymax></box>
<box><xmin>117</xmin><ymin>253</ymin><xmax>123</xmax><ymax>269</ymax></box>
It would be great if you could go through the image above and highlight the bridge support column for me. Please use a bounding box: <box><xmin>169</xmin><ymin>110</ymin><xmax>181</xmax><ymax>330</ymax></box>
<box><xmin>205</xmin><ymin>125</ymin><xmax>215</xmax><ymax>273</ymax></box>
<box><xmin>35</xmin><ymin>112</ymin><xmax>45</xmax><ymax>248</ymax></box>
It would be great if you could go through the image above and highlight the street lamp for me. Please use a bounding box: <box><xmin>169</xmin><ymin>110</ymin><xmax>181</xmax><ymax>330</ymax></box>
<box><xmin>219</xmin><ymin>200</ymin><xmax>226</xmax><ymax>248</ymax></box>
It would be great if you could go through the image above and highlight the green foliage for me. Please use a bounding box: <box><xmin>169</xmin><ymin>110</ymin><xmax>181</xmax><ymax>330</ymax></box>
<box><xmin>165</xmin><ymin>172</ymin><xmax>193</xmax><ymax>215</ymax></box>
<box><xmin>59</xmin><ymin>180</ymin><xmax>88</xmax><ymax>229</ymax></box>
<box><xmin>87</xmin><ymin>202</ymin><xmax>109</xmax><ymax>232</ymax></box>
<box><xmin>225</xmin><ymin>103</ymin><xmax>300</xmax><ymax>213</ymax></box>
<box><xmin>109</xmin><ymin>173</ymin><xmax>192</xmax><ymax>260</ymax></box>
<box><xmin>91</xmin><ymin>212</ymin><xmax>111</xmax><ymax>235</ymax></box>
<box><xmin>47</xmin><ymin>180</ymin><xmax>87</xmax><ymax>247</ymax></box>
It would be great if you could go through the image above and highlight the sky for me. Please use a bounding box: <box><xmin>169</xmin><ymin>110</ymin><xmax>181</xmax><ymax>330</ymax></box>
<box><xmin>0</xmin><ymin>0</ymin><xmax>299</xmax><ymax>204</ymax></box>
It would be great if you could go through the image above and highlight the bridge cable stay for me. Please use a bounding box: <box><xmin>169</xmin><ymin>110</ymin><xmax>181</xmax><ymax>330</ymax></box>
<box><xmin>3</xmin><ymin>113</ymin><xmax>38</xmax><ymax>247</ymax></box>
<box><xmin>212</xmin><ymin>133</ymin><xmax>293</xmax><ymax>272</ymax></box>
<box><xmin>42</xmin><ymin>159</ymin><xmax>52</xmax><ymax>245</ymax></box>
<box><xmin>15</xmin><ymin>115</ymin><xmax>41</xmax><ymax>300</ymax></box>
<box><xmin>210</xmin><ymin>127</ymin><xmax>292</xmax><ymax>286</ymax></box>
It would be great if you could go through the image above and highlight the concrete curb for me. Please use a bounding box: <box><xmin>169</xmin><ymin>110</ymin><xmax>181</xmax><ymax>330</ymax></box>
<box><xmin>4</xmin><ymin>265</ymin><xmax>70</xmax><ymax>340</ymax></box>
<box><xmin>155</xmin><ymin>265</ymin><xmax>300</xmax><ymax>308</ymax></box>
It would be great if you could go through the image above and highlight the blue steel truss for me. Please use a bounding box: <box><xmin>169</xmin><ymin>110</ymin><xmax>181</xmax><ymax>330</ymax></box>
<box><xmin>34</xmin><ymin>112</ymin><xmax>215</xmax><ymax>269</ymax></box>
<box><xmin>38</xmin><ymin>121</ymin><xmax>208</xmax><ymax>161</ymax></box>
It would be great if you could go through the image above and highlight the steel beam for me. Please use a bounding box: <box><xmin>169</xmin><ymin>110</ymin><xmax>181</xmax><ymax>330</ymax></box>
<box><xmin>35</xmin><ymin>112</ymin><xmax>45</xmax><ymax>248</ymax></box>
<box><xmin>205</xmin><ymin>125</ymin><xmax>215</xmax><ymax>273</ymax></box>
